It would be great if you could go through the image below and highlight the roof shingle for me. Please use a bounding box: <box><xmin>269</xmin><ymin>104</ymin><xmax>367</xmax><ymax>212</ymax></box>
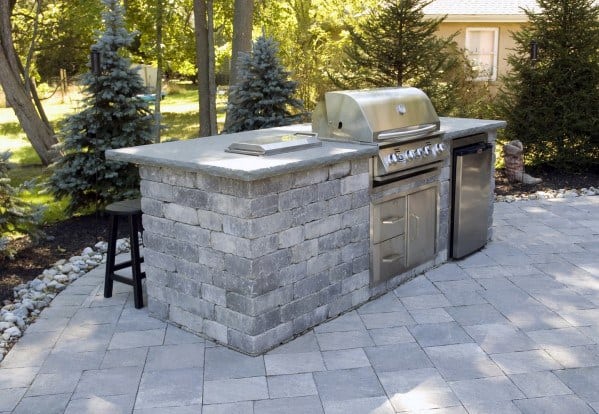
<box><xmin>422</xmin><ymin>0</ymin><xmax>539</xmax><ymax>16</ymax></box>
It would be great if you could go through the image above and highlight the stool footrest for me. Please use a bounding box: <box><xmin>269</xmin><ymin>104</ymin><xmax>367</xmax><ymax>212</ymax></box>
<box><xmin>109</xmin><ymin>272</ymin><xmax>147</xmax><ymax>287</ymax></box>
<box><xmin>113</xmin><ymin>257</ymin><xmax>144</xmax><ymax>271</ymax></box>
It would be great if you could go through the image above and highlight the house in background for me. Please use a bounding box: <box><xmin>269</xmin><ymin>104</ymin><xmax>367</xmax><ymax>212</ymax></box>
<box><xmin>423</xmin><ymin>0</ymin><xmax>539</xmax><ymax>91</ymax></box>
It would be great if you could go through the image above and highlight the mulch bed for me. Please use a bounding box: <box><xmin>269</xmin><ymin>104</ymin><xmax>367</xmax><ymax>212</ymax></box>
<box><xmin>0</xmin><ymin>214</ymin><xmax>112</xmax><ymax>302</ymax></box>
<box><xmin>494</xmin><ymin>164</ymin><xmax>599</xmax><ymax>196</ymax></box>
<box><xmin>1</xmin><ymin>166</ymin><xmax>598</xmax><ymax>303</ymax></box>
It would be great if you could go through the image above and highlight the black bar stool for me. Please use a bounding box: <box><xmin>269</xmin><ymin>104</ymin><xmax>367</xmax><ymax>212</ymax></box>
<box><xmin>104</xmin><ymin>198</ymin><xmax>146</xmax><ymax>308</ymax></box>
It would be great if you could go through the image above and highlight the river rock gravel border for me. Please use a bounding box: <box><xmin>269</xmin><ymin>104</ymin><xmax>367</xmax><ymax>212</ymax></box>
<box><xmin>0</xmin><ymin>238</ymin><xmax>131</xmax><ymax>362</ymax></box>
<box><xmin>495</xmin><ymin>186</ymin><xmax>598</xmax><ymax>202</ymax></box>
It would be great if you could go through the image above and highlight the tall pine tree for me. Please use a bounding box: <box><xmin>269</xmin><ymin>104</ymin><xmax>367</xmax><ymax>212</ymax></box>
<box><xmin>49</xmin><ymin>0</ymin><xmax>153</xmax><ymax>214</ymax></box>
<box><xmin>333</xmin><ymin>0</ymin><xmax>474</xmax><ymax>115</ymax></box>
<box><xmin>223</xmin><ymin>34</ymin><xmax>304</xmax><ymax>133</ymax></box>
<box><xmin>499</xmin><ymin>0</ymin><xmax>599</xmax><ymax>169</ymax></box>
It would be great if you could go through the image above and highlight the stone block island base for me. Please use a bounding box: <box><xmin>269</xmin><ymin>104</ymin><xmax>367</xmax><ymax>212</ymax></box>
<box><xmin>139</xmin><ymin>159</ymin><xmax>371</xmax><ymax>355</ymax></box>
<box><xmin>107</xmin><ymin>119</ymin><xmax>505</xmax><ymax>355</ymax></box>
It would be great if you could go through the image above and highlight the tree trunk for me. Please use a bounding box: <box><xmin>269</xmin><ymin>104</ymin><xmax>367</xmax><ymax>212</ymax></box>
<box><xmin>224</xmin><ymin>0</ymin><xmax>254</xmax><ymax>131</ymax></box>
<box><xmin>0</xmin><ymin>1</ymin><xmax>57</xmax><ymax>165</ymax></box>
<box><xmin>207</xmin><ymin>0</ymin><xmax>217</xmax><ymax>134</ymax></box>
<box><xmin>154</xmin><ymin>0</ymin><xmax>163</xmax><ymax>143</ymax></box>
<box><xmin>193</xmin><ymin>0</ymin><xmax>217</xmax><ymax>136</ymax></box>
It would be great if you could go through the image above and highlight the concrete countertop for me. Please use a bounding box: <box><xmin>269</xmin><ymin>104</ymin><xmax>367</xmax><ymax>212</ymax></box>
<box><xmin>106</xmin><ymin>118</ymin><xmax>505</xmax><ymax>181</ymax></box>
<box><xmin>440</xmin><ymin>117</ymin><xmax>506</xmax><ymax>140</ymax></box>
<box><xmin>106</xmin><ymin>124</ymin><xmax>378</xmax><ymax>181</ymax></box>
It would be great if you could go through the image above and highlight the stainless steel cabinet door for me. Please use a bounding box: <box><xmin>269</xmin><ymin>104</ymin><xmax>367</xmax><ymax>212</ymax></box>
<box><xmin>406</xmin><ymin>186</ymin><xmax>437</xmax><ymax>268</ymax></box>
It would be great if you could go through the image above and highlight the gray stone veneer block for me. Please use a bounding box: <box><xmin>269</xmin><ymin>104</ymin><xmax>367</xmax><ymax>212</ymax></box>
<box><xmin>140</xmin><ymin>159</ymin><xmax>373</xmax><ymax>354</ymax></box>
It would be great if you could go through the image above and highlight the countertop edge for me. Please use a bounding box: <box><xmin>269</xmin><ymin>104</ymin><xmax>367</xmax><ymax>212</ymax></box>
<box><xmin>439</xmin><ymin>117</ymin><xmax>506</xmax><ymax>140</ymax></box>
<box><xmin>106</xmin><ymin>143</ymin><xmax>378</xmax><ymax>181</ymax></box>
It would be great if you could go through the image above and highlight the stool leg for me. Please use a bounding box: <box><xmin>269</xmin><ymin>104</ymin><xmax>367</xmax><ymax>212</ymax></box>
<box><xmin>129</xmin><ymin>214</ymin><xmax>144</xmax><ymax>308</ymax></box>
<box><xmin>104</xmin><ymin>214</ymin><xmax>118</xmax><ymax>298</ymax></box>
<box><xmin>137</xmin><ymin>213</ymin><xmax>144</xmax><ymax>246</ymax></box>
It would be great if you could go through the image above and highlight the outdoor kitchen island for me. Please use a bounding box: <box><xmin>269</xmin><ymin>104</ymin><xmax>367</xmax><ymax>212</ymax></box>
<box><xmin>106</xmin><ymin>117</ymin><xmax>505</xmax><ymax>355</ymax></box>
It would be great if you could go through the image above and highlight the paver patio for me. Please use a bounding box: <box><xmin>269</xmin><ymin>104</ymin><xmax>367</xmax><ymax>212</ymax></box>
<box><xmin>1</xmin><ymin>196</ymin><xmax>598</xmax><ymax>413</ymax></box>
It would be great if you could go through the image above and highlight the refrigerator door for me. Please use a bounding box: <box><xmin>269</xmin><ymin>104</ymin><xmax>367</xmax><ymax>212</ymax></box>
<box><xmin>452</xmin><ymin>142</ymin><xmax>493</xmax><ymax>259</ymax></box>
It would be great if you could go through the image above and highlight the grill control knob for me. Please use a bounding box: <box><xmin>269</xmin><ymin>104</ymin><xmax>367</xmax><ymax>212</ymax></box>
<box><xmin>406</xmin><ymin>150</ymin><xmax>416</xmax><ymax>160</ymax></box>
<box><xmin>415</xmin><ymin>148</ymin><xmax>423</xmax><ymax>158</ymax></box>
<box><xmin>388</xmin><ymin>153</ymin><xmax>398</xmax><ymax>164</ymax></box>
<box><xmin>423</xmin><ymin>145</ymin><xmax>431</xmax><ymax>156</ymax></box>
<box><xmin>431</xmin><ymin>142</ymin><xmax>446</xmax><ymax>156</ymax></box>
<box><xmin>396</xmin><ymin>153</ymin><xmax>407</xmax><ymax>163</ymax></box>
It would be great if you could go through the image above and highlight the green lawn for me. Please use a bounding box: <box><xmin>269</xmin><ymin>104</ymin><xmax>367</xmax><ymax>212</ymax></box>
<box><xmin>2</xmin><ymin>82</ymin><xmax>219</xmax><ymax>225</ymax></box>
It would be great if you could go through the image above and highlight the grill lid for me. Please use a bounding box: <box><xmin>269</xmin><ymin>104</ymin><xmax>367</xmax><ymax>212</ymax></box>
<box><xmin>312</xmin><ymin>87</ymin><xmax>439</xmax><ymax>143</ymax></box>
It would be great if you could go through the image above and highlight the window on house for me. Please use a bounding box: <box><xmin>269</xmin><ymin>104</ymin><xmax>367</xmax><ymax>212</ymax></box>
<box><xmin>465</xmin><ymin>28</ymin><xmax>499</xmax><ymax>81</ymax></box>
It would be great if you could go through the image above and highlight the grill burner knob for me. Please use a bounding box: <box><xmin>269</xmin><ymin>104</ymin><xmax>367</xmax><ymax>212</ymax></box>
<box><xmin>423</xmin><ymin>145</ymin><xmax>431</xmax><ymax>156</ymax></box>
<box><xmin>406</xmin><ymin>150</ymin><xmax>416</xmax><ymax>160</ymax></box>
<box><xmin>415</xmin><ymin>148</ymin><xmax>423</xmax><ymax>158</ymax></box>
<box><xmin>431</xmin><ymin>142</ymin><xmax>446</xmax><ymax>156</ymax></box>
<box><xmin>388</xmin><ymin>153</ymin><xmax>398</xmax><ymax>164</ymax></box>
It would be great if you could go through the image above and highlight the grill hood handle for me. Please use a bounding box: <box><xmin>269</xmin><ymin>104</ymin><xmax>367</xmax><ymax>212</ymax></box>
<box><xmin>377</xmin><ymin>124</ymin><xmax>438</xmax><ymax>141</ymax></box>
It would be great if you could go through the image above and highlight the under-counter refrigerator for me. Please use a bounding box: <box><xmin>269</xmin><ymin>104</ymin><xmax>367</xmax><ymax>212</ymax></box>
<box><xmin>451</xmin><ymin>139</ymin><xmax>493</xmax><ymax>259</ymax></box>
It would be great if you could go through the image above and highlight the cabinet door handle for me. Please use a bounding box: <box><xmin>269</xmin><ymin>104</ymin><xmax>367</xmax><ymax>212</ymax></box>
<box><xmin>382</xmin><ymin>216</ymin><xmax>401</xmax><ymax>224</ymax></box>
<box><xmin>410</xmin><ymin>213</ymin><xmax>420</xmax><ymax>241</ymax></box>
<box><xmin>382</xmin><ymin>254</ymin><xmax>402</xmax><ymax>263</ymax></box>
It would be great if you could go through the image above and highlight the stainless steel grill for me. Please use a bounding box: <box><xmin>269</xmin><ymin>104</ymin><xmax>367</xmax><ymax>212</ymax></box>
<box><xmin>313</xmin><ymin>87</ymin><xmax>447</xmax><ymax>182</ymax></box>
<box><xmin>313</xmin><ymin>87</ymin><xmax>447</xmax><ymax>286</ymax></box>
<box><xmin>313</xmin><ymin>87</ymin><xmax>439</xmax><ymax>143</ymax></box>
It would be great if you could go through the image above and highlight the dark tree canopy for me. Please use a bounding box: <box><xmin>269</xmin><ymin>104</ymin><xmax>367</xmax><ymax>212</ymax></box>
<box><xmin>223</xmin><ymin>34</ymin><xmax>304</xmax><ymax>133</ymax></box>
<box><xmin>31</xmin><ymin>0</ymin><xmax>103</xmax><ymax>80</ymax></box>
<box><xmin>499</xmin><ymin>0</ymin><xmax>599</xmax><ymax>169</ymax></box>
<box><xmin>49</xmin><ymin>0</ymin><xmax>153</xmax><ymax>214</ymax></box>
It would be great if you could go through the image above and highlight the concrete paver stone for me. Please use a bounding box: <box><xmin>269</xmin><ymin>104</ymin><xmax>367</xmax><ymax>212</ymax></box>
<box><xmin>0</xmin><ymin>196</ymin><xmax>597</xmax><ymax>412</ymax></box>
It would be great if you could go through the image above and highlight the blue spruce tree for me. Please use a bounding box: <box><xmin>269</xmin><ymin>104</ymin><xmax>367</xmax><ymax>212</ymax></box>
<box><xmin>49</xmin><ymin>0</ymin><xmax>153</xmax><ymax>214</ymax></box>
<box><xmin>224</xmin><ymin>34</ymin><xmax>304</xmax><ymax>133</ymax></box>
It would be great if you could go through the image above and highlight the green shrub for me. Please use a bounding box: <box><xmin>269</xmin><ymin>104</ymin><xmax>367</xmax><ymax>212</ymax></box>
<box><xmin>0</xmin><ymin>152</ymin><xmax>44</xmax><ymax>258</ymax></box>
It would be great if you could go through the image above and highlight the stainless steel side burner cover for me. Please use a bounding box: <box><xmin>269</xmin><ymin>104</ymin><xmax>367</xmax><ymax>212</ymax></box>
<box><xmin>225</xmin><ymin>132</ymin><xmax>321</xmax><ymax>156</ymax></box>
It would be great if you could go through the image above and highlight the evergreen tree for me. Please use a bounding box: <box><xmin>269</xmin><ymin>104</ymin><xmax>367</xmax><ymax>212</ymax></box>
<box><xmin>499</xmin><ymin>0</ymin><xmax>599</xmax><ymax>169</ymax></box>
<box><xmin>0</xmin><ymin>152</ymin><xmax>44</xmax><ymax>258</ymax></box>
<box><xmin>223</xmin><ymin>34</ymin><xmax>305</xmax><ymax>133</ymax></box>
<box><xmin>333</xmin><ymin>0</ymin><xmax>475</xmax><ymax>115</ymax></box>
<box><xmin>49</xmin><ymin>0</ymin><xmax>153</xmax><ymax>214</ymax></box>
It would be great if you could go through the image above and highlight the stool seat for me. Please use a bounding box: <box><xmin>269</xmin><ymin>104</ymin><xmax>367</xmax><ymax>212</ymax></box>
<box><xmin>106</xmin><ymin>198</ymin><xmax>142</xmax><ymax>215</ymax></box>
<box><xmin>104</xmin><ymin>198</ymin><xmax>146</xmax><ymax>308</ymax></box>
